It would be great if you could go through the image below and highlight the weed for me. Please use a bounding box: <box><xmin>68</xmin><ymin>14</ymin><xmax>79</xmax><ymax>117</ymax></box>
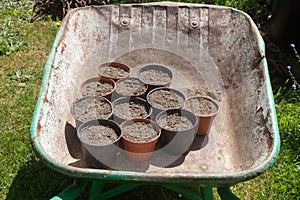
<box><xmin>0</xmin><ymin>18</ymin><xmax>26</xmax><ymax>56</ymax></box>
<box><xmin>0</xmin><ymin>1</ymin><xmax>34</xmax><ymax>55</ymax></box>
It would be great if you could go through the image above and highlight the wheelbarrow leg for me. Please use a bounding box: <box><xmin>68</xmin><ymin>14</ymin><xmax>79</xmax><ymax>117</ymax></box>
<box><xmin>88</xmin><ymin>181</ymin><xmax>105</xmax><ymax>200</ymax></box>
<box><xmin>200</xmin><ymin>187</ymin><xmax>214</xmax><ymax>200</ymax></box>
<box><xmin>163</xmin><ymin>185</ymin><xmax>204</xmax><ymax>200</ymax></box>
<box><xmin>50</xmin><ymin>181</ymin><xmax>87</xmax><ymax>200</ymax></box>
<box><xmin>89</xmin><ymin>183</ymin><xmax>142</xmax><ymax>200</ymax></box>
<box><xmin>217</xmin><ymin>187</ymin><xmax>240</xmax><ymax>200</ymax></box>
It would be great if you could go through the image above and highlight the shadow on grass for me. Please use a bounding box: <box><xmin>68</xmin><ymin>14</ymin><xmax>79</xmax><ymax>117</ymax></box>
<box><xmin>6</xmin><ymin>159</ymin><xmax>76</xmax><ymax>200</ymax></box>
<box><xmin>5</xmin><ymin>158</ymin><xmax>200</xmax><ymax>200</ymax></box>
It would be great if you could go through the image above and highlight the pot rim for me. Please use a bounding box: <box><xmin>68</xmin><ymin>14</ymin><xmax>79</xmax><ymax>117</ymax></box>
<box><xmin>184</xmin><ymin>95</ymin><xmax>219</xmax><ymax>117</ymax></box>
<box><xmin>80</xmin><ymin>76</ymin><xmax>116</xmax><ymax>97</ymax></box>
<box><xmin>155</xmin><ymin>108</ymin><xmax>199</xmax><ymax>133</ymax></box>
<box><xmin>137</xmin><ymin>63</ymin><xmax>173</xmax><ymax>87</ymax></box>
<box><xmin>70</xmin><ymin>95</ymin><xmax>113</xmax><ymax>123</ymax></box>
<box><xmin>77</xmin><ymin>119</ymin><xmax>122</xmax><ymax>147</ymax></box>
<box><xmin>97</xmin><ymin>61</ymin><xmax>131</xmax><ymax>80</ymax></box>
<box><xmin>146</xmin><ymin>87</ymin><xmax>186</xmax><ymax>110</ymax></box>
<box><xmin>120</xmin><ymin>118</ymin><xmax>161</xmax><ymax>144</ymax></box>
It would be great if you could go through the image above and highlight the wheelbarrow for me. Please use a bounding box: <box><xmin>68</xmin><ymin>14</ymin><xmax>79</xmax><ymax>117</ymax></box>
<box><xmin>30</xmin><ymin>2</ymin><xmax>280</xmax><ymax>199</ymax></box>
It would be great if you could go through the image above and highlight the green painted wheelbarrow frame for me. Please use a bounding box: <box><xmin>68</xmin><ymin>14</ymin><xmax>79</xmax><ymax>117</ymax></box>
<box><xmin>30</xmin><ymin>2</ymin><xmax>280</xmax><ymax>199</ymax></box>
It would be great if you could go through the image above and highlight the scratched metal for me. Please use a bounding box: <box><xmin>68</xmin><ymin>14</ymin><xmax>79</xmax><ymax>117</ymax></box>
<box><xmin>30</xmin><ymin>2</ymin><xmax>279</xmax><ymax>185</ymax></box>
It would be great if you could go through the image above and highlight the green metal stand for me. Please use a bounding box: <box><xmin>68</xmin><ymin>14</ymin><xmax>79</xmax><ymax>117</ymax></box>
<box><xmin>50</xmin><ymin>182</ymin><xmax>87</xmax><ymax>200</ymax></box>
<box><xmin>51</xmin><ymin>181</ymin><xmax>240</xmax><ymax>200</ymax></box>
<box><xmin>200</xmin><ymin>187</ymin><xmax>214</xmax><ymax>200</ymax></box>
<box><xmin>88</xmin><ymin>181</ymin><xmax>105</xmax><ymax>200</ymax></box>
<box><xmin>89</xmin><ymin>182</ymin><xmax>141</xmax><ymax>200</ymax></box>
<box><xmin>217</xmin><ymin>187</ymin><xmax>240</xmax><ymax>200</ymax></box>
<box><xmin>163</xmin><ymin>185</ymin><xmax>204</xmax><ymax>200</ymax></box>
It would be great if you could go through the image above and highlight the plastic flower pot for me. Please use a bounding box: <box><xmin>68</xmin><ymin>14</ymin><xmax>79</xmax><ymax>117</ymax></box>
<box><xmin>113</xmin><ymin>77</ymin><xmax>148</xmax><ymax>100</ymax></box>
<box><xmin>112</xmin><ymin>97</ymin><xmax>152</xmax><ymax>124</ymax></box>
<box><xmin>184</xmin><ymin>96</ymin><xmax>219</xmax><ymax>135</ymax></box>
<box><xmin>155</xmin><ymin>109</ymin><xmax>198</xmax><ymax>155</ymax></box>
<box><xmin>120</xmin><ymin>118</ymin><xmax>161</xmax><ymax>163</ymax></box>
<box><xmin>70</xmin><ymin>96</ymin><xmax>113</xmax><ymax>128</ymax></box>
<box><xmin>146</xmin><ymin>87</ymin><xmax>185</xmax><ymax>120</ymax></box>
<box><xmin>97</xmin><ymin>62</ymin><xmax>131</xmax><ymax>81</ymax></box>
<box><xmin>77</xmin><ymin>119</ymin><xmax>122</xmax><ymax>168</ymax></box>
<box><xmin>80</xmin><ymin>77</ymin><xmax>116</xmax><ymax>100</ymax></box>
<box><xmin>137</xmin><ymin>63</ymin><xmax>173</xmax><ymax>91</ymax></box>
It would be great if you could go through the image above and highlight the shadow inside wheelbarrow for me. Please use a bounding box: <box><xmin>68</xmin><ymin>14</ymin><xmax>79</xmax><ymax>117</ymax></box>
<box><xmin>65</xmin><ymin>121</ymin><xmax>209</xmax><ymax>171</ymax></box>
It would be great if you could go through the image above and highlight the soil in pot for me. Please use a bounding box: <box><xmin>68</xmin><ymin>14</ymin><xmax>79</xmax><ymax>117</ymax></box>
<box><xmin>155</xmin><ymin>109</ymin><xmax>198</xmax><ymax>155</ymax></box>
<box><xmin>98</xmin><ymin>62</ymin><xmax>130</xmax><ymax>80</ymax></box>
<box><xmin>71</xmin><ymin>96</ymin><xmax>113</xmax><ymax>127</ymax></box>
<box><xmin>139</xmin><ymin>69</ymin><xmax>170</xmax><ymax>85</ymax></box>
<box><xmin>138</xmin><ymin>64</ymin><xmax>173</xmax><ymax>87</ymax></box>
<box><xmin>184</xmin><ymin>96</ymin><xmax>219</xmax><ymax>135</ymax></box>
<box><xmin>77</xmin><ymin>119</ymin><xmax>122</xmax><ymax>168</ymax></box>
<box><xmin>122</xmin><ymin>121</ymin><xmax>158</xmax><ymax>142</ymax></box>
<box><xmin>121</xmin><ymin>118</ymin><xmax>160</xmax><ymax>163</ymax></box>
<box><xmin>80</xmin><ymin>124</ymin><xmax>119</xmax><ymax>145</ymax></box>
<box><xmin>184</xmin><ymin>97</ymin><xmax>218</xmax><ymax>116</ymax></box>
<box><xmin>157</xmin><ymin>112</ymin><xmax>194</xmax><ymax>131</ymax></box>
<box><xmin>81</xmin><ymin>77</ymin><xmax>115</xmax><ymax>98</ymax></box>
<box><xmin>114</xmin><ymin>101</ymin><xmax>149</xmax><ymax>120</ymax></box>
<box><xmin>147</xmin><ymin>88</ymin><xmax>185</xmax><ymax>110</ymax></box>
<box><xmin>112</xmin><ymin>97</ymin><xmax>152</xmax><ymax>124</ymax></box>
<box><xmin>115</xmin><ymin>78</ymin><xmax>147</xmax><ymax>97</ymax></box>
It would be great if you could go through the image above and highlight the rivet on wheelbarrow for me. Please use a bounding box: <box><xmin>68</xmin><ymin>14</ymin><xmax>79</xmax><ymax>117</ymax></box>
<box><xmin>190</xmin><ymin>19</ymin><xmax>199</xmax><ymax>28</ymax></box>
<box><xmin>121</xmin><ymin>18</ymin><xmax>130</xmax><ymax>26</ymax></box>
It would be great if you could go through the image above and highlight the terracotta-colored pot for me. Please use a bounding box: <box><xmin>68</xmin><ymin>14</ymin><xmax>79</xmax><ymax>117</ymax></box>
<box><xmin>113</xmin><ymin>77</ymin><xmax>148</xmax><ymax>100</ymax></box>
<box><xmin>184</xmin><ymin>96</ymin><xmax>219</xmax><ymax>135</ymax></box>
<box><xmin>97</xmin><ymin>62</ymin><xmax>131</xmax><ymax>81</ymax></box>
<box><xmin>80</xmin><ymin>77</ymin><xmax>116</xmax><ymax>100</ymax></box>
<box><xmin>120</xmin><ymin>118</ymin><xmax>161</xmax><ymax>163</ymax></box>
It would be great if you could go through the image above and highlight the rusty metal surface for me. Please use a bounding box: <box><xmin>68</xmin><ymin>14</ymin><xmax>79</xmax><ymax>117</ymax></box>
<box><xmin>31</xmin><ymin>2</ymin><xmax>279</xmax><ymax>184</ymax></box>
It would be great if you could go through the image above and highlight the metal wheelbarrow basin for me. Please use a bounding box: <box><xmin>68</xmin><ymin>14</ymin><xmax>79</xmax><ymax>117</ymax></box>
<box><xmin>30</xmin><ymin>2</ymin><xmax>280</xmax><ymax>198</ymax></box>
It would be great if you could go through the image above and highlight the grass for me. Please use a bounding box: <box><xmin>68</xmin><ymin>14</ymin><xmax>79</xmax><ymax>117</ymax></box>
<box><xmin>0</xmin><ymin>1</ymin><xmax>75</xmax><ymax>199</ymax></box>
<box><xmin>0</xmin><ymin>0</ymin><xmax>299</xmax><ymax>199</ymax></box>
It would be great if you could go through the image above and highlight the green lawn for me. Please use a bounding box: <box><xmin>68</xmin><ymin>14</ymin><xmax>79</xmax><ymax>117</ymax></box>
<box><xmin>0</xmin><ymin>0</ymin><xmax>299</xmax><ymax>199</ymax></box>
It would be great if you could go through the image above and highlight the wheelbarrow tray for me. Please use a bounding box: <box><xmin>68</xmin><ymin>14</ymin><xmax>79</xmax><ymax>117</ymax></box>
<box><xmin>30</xmin><ymin>2</ymin><xmax>279</xmax><ymax>187</ymax></box>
